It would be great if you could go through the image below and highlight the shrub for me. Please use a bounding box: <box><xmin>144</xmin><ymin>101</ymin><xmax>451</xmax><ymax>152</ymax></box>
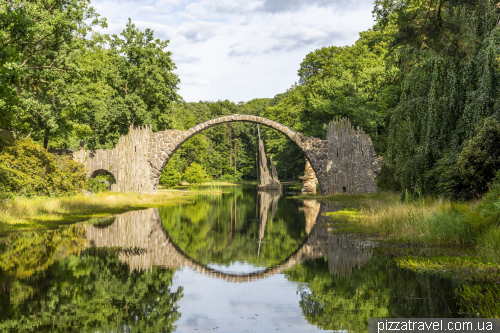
<box><xmin>159</xmin><ymin>167</ymin><xmax>182</xmax><ymax>188</ymax></box>
<box><xmin>86</xmin><ymin>178</ymin><xmax>108</xmax><ymax>193</ymax></box>
<box><xmin>376</xmin><ymin>162</ymin><xmax>401</xmax><ymax>192</ymax></box>
<box><xmin>182</xmin><ymin>162</ymin><xmax>209</xmax><ymax>185</ymax></box>
<box><xmin>477</xmin><ymin>170</ymin><xmax>500</xmax><ymax>217</ymax></box>
<box><xmin>220</xmin><ymin>168</ymin><xmax>242</xmax><ymax>182</ymax></box>
<box><xmin>95</xmin><ymin>172</ymin><xmax>116</xmax><ymax>185</ymax></box>
<box><xmin>425</xmin><ymin>152</ymin><xmax>468</xmax><ymax>200</ymax></box>
<box><xmin>0</xmin><ymin>134</ymin><xmax>86</xmax><ymax>198</ymax></box>
<box><xmin>456</xmin><ymin>117</ymin><xmax>500</xmax><ymax>198</ymax></box>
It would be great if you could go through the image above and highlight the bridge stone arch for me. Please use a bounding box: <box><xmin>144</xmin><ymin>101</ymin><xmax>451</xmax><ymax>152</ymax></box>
<box><xmin>149</xmin><ymin>114</ymin><xmax>328</xmax><ymax>194</ymax></box>
<box><xmin>66</xmin><ymin>115</ymin><xmax>380</xmax><ymax>195</ymax></box>
<box><xmin>90</xmin><ymin>169</ymin><xmax>115</xmax><ymax>179</ymax></box>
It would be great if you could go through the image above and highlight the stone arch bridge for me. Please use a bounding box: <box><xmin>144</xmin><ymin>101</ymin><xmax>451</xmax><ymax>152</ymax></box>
<box><xmin>65</xmin><ymin>115</ymin><xmax>380</xmax><ymax>195</ymax></box>
<box><xmin>85</xmin><ymin>204</ymin><xmax>373</xmax><ymax>282</ymax></box>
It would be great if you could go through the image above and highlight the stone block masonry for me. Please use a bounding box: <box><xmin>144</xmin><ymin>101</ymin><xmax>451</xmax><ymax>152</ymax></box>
<box><xmin>324</xmin><ymin>118</ymin><xmax>380</xmax><ymax>194</ymax></box>
<box><xmin>300</xmin><ymin>160</ymin><xmax>318</xmax><ymax>194</ymax></box>
<box><xmin>54</xmin><ymin>115</ymin><xmax>379</xmax><ymax>195</ymax></box>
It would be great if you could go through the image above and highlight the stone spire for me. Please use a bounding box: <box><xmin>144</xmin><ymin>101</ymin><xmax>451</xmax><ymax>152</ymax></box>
<box><xmin>299</xmin><ymin>159</ymin><xmax>318</xmax><ymax>194</ymax></box>
<box><xmin>257</xmin><ymin>139</ymin><xmax>273</xmax><ymax>187</ymax></box>
<box><xmin>257</xmin><ymin>126</ymin><xmax>281</xmax><ymax>191</ymax></box>
<box><xmin>257</xmin><ymin>139</ymin><xmax>282</xmax><ymax>191</ymax></box>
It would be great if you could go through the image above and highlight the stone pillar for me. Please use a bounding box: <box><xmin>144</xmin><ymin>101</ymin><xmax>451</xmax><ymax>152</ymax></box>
<box><xmin>257</xmin><ymin>139</ymin><xmax>282</xmax><ymax>191</ymax></box>
<box><xmin>258</xmin><ymin>139</ymin><xmax>273</xmax><ymax>186</ymax></box>
<box><xmin>299</xmin><ymin>159</ymin><xmax>318</xmax><ymax>194</ymax></box>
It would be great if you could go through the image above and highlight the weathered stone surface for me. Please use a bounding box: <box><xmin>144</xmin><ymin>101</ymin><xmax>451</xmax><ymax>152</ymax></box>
<box><xmin>56</xmin><ymin>115</ymin><xmax>379</xmax><ymax>195</ymax></box>
<box><xmin>322</xmin><ymin>118</ymin><xmax>380</xmax><ymax>194</ymax></box>
<box><xmin>299</xmin><ymin>160</ymin><xmax>318</xmax><ymax>194</ymax></box>
<box><xmin>257</xmin><ymin>139</ymin><xmax>282</xmax><ymax>191</ymax></box>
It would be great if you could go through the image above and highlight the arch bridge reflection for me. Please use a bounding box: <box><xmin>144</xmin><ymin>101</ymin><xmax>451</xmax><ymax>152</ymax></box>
<box><xmin>85</xmin><ymin>202</ymin><xmax>372</xmax><ymax>282</ymax></box>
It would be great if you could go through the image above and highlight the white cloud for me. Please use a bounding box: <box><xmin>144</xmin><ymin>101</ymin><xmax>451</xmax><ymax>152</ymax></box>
<box><xmin>90</xmin><ymin>0</ymin><xmax>376</xmax><ymax>102</ymax></box>
<box><xmin>134</xmin><ymin>5</ymin><xmax>157</xmax><ymax>16</ymax></box>
<box><xmin>182</xmin><ymin>78</ymin><xmax>213</xmax><ymax>86</ymax></box>
<box><xmin>178</xmin><ymin>21</ymin><xmax>220</xmax><ymax>42</ymax></box>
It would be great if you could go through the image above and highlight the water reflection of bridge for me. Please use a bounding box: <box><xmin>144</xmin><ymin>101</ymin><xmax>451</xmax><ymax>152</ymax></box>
<box><xmin>86</xmin><ymin>202</ymin><xmax>372</xmax><ymax>282</ymax></box>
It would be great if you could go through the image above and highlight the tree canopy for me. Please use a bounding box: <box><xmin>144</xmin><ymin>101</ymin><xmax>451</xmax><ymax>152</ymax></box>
<box><xmin>2</xmin><ymin>0</ymin><xmax>500</xmax><ymax>199</ymax></box>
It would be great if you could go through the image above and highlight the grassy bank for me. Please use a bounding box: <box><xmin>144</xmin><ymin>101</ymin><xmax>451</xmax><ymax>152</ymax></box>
<box><xmin>0</xmin><ymin>190</ymin><xmax>210</xmax><ymax>232</ymax></box>
<box><xmin>316</xmin><ymin>187</ymin><xmax>500</xmax><ymax>317</ymax></box>
<box><xmin>325</xmin><ymin>194</ymin><xmax>499</xmax><ymax>254</ymax></box>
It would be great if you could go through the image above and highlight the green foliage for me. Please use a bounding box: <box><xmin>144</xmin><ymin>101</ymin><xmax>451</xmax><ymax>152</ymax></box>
<box><xmin>458</xmin><ymin>284</ymin><xmax>500</xmax><ymax>318</ymax></box>
<box><xmin>182</xmin><ymin>162</ymin><xmax>209</xmax><ymax>185</ymax></box>
<box><xmin>477</xmin><ymin>170</ymin><xmax>500</xmax><ymax>217</ymax></box>
<box><xmin>86</xmin><ymin>216</ymin><xmax>116</xmax><ymax>227</ymax></box>
<box><xmin>0</xmin><ymin>136</ymin><xmax>86</xmax><ymax>198</ymax></box>
<box><xmin>374</xmin><ymin>0</ymin><xmax>495</xmax><ymax>59</ymax></box>
<box><xmin>456</xmin><ymin>117</ymin><xmax>500</xmax><ymax>198</ymax></box>
<box><xmin>424</xmin><ymin>152</ymin><xmax>466</xmax><ymax>200</ymax></box>
<box><xmin>377</xmin><ymin>162</ymin><xmax>401</xmax><ymax>192</ymax></box>
<box><xmin>0</xmin><ymin>223</ymin><xmax>87</xmax><ymax>278</ymax></box>
<box><xmin>160</xmin><ymin>166</ymin><xmax>183</xmax><ymax>188</ymax></box>
<box><xmin>157</xmin><ymin>100</ymin><xmax>263</xmax><ymax>182</ymax></box>
<box><xmin>0</xmin><ymin>255</ymin><xmax>183</xmax><ymax>332</ymax></box>
<box><xmin>2</xmin><ymin>0</ymin><xmax>498</xmax><ymax>198</ymax></box>
<box><xmin>85</xmin><ymin>178</ymin><xmax>107</xmax><ymax>193</ymax></box>
<box><xmin>383</xmin><ymin>0</ymin><xmax>500</xmax><ymax>197</ymax></box>
<box><xmin>81</xmin><ymin>245</ymin><xmax>148</xmax><ymax>257</ymax></box>
<box><xmin>94</xmin><ymin>171</ymin><xmax>116</xmax><ymax>184</ymax></box>
<box><xmin>262</xmin><ymin>27</ymin><xmax>399</xmax><ymax>179</ymax></box>
<box><xmin>0</xmin><ymin>0</ymin><xmax>106</xmax><ymax>148</ymax></box>
<box><xmin>69</xmin><ymin>19</ymin><xmax>181</xmax><ymax>149</ymax></box>
<box><xmin>159</xmin><ymin>186</ymin><xmax>307</xmax><ymax>268</ymax></box>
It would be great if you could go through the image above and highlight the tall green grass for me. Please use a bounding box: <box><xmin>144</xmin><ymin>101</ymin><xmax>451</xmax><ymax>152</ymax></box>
<box><xmin>0</xmin><ymin>191</ymin><xmax>195</xmax><ymax>230</ymax></box>
<box><xmin>329</xmin><ymin>183</ymin><xmax>500</xmax><ymax>257</ymax></box>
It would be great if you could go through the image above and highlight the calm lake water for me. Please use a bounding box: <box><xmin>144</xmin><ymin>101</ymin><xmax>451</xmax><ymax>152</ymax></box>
<box><xmin>0</xmin><ymin>185</ymin><xmax>463</xmax><ymax>332</ymax></box>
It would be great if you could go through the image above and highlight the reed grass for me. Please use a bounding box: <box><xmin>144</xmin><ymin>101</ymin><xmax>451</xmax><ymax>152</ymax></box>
<box><xmin>327</xmin><ymin>194</ymin><xmax>500</xmax><ymax>252</ymax></box>
<box><xmin>0</xmin><ymin>191</ymin><xmax>198</xmax><ymax>231</ymax></box>
<box><xmin>358</xmin><ymin>199</ymin><xmax>479</xmax><ymax>245</ymax></box>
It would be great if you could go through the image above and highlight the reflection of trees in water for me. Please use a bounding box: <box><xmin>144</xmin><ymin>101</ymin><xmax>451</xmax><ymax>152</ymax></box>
<box><xmin>285</xmin><ymin>255</ymin><xmax>462</xmax><ymax>332</ymax></box>
<box><xmin>386</xmin><ymin>263</ymin><xmax>461</xmax><ymax>318</ymax></box>
<box><xmin>160</xmin><ymin>186</ymin><xmax>308</xmax><ymax>268</ymax></box>
<box><xmin>0</xmin><ymin>224</ymin><xmax>87</xmax><ymax>279</ymax></box>
<box><xmin>0</xmin><ymin>255</ymin><xmax>183</xmax><ymax>332</ymax></box>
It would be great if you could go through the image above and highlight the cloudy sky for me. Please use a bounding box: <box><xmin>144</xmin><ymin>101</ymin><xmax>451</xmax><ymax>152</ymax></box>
<box><xmin>91</xmin><ymin>0</ymin><xmax>376</xmax><ymax>102</ymax></box>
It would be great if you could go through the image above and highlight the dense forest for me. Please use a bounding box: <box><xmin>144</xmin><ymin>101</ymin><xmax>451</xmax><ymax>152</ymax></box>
<box><xmin>1</xmin><ymin>0</ymin><xmax>500</xmax><ymax>199</ymax></box>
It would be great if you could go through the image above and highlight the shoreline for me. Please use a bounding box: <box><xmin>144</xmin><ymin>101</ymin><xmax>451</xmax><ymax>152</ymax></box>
<box><xmin>1</xmin><ymin>187</ymin><xmax>498</xmax><ymax>316</ymax></box>
<box><xmin>0</xmin><ymin>189</ymin><xmax>222</xmax><ymax>232</ymax></box>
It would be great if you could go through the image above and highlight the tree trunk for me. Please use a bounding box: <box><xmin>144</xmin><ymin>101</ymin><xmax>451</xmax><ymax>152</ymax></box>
<box><xmin>43</xmin><ymin>127</ymin><xmax>49</xmax><ymax>149</ymax></box>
